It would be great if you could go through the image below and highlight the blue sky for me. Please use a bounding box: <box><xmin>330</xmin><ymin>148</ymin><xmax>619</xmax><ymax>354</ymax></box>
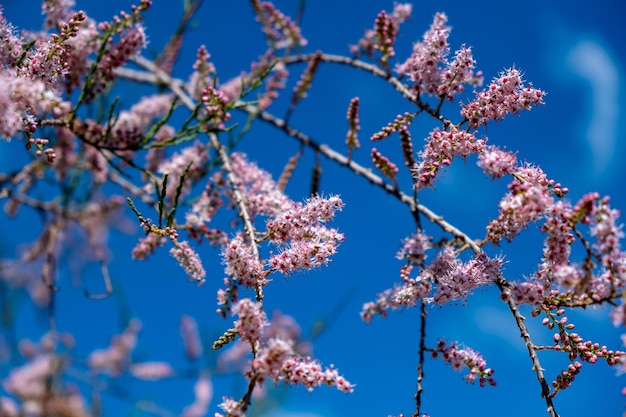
<box><xmin>1</xmin><ymin>1</ymin><xmax>626</xmax><ymax>416</ymax></box>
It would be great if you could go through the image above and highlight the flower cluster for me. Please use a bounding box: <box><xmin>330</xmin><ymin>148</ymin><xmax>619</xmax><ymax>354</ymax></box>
<box><xmin>414</xmin><ymin>128</ymin><xmax>486</xmax><ymax>189</ymax></box>
<box><xmin>169</xmin><ymin>240</ymin><xmax>206</xmax><ymax>285</ymax></box>
<box><xmin>346</xmin><ymin>96</ymin><xmax>361</xmax><ymax>158</ymax></box>
<box><xmin>477</xmin><ymin>145</ymin><xmax>517</xmax><ymax>179</ymax></box>
<box><xmin>224</xmin><ymin>298</ymin><xmax>354</xmax><ymax>406</ymax></box>
<box><xmin>395</xmin><ymin>12</ymin><xmax>482</xmax><ymax>99</ymax></box>
<box><xmin>433</xmin><ymin>340</ymin><xmax>496</xmax><ymax>387</ymax></box>
<box><xmin>88</xmin><ymin>319</ymin><xmax>142</xmax><ymax>376</ymax></box>
<box><xmin>233</xmin><ymin>298</ymin><xmax>267</xmax><ymax>345</ymax></box>
<box><xmin>85</xmin><ymin>1</ymin><xmax>150</xmax><ymax>102</ymax></box>
<box><xmin>250</xmin><ymin>0</ymin><xmax>307</xmax><ymax>50</ymax></box>
<box><xmin>396</xmin><ymin>232</ymin><xmax>430</xmax><ymax>266</ymax></box>
<box><xmin>350</xmin><ymin>3</ymin><xmax>412</xmax><ymax>62</ymax></box>
<box><xmin>222</xmin><ymin>233</ymin><xmax>267</xmax><ymax>288</ymax></box>
<box><xmin>486</xmin><ymin>164</ymin><xmax>557</xmax><ymax>244</ymax></box>
<box><xmin>461</xmin><ymin>68</ymin><xmax>545</xmax><ymax>128</ymax></box>
<box><xmin>362</xmin><ymin>239</ymin><xmax>503</xmax><ymax>322</ymax></box>
<box><xmin>371</xmin><ymin>148</ymin><xmax>399</xmax><ymax>186</ymax></box>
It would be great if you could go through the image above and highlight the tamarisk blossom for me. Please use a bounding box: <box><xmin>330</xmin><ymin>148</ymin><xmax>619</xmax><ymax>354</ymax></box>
<box><xmin>345</xmin><ymin>97</ymin><xmax>361</xmax><ymax>158</ymax></box>
<box><xmin>350</xmin><ymin>3</ymin><xmax>412</xmax><ymax>61</ymax></box>
<box><xmin>2</xmin><ymin>354</ymin><xmax>91</xmax><ymax>417</ymax></box>
<box><xmin>0</xmin><ymin>70</ymin><xmax>70</xmax><ymax>141</ymax></box>
<box><xmin>461</xmin><ymin>68</ymin><xmax>545</xmax><ymax>128</ymax></box>
<box><xmin>170</xmin><ymin>240</ymin><xmax>206</xmax><ymax>285</ymax></box>
<box><xmin>362</xmin><ymin>236</ymin><xmax>504</xmax><ymax>322</ymax></box>
<box><xmin>88</xmin><ymin>319</ymin><xmax>141</xmax><ymax>376</ymax></box>
<box><xmin>84</xmin><ymin>1</ymin><xmax>151</xmax><ymax>102</ymax></box>
<box><xmin>505</xmin><ymin>191</ymin><xmax>626</xmax><ymax>306</ymax></box>
<box><xmin>228</xmin><ymin>298</ymin><xmax>354</xmax><ymax>399</ymax></box>
<box><xmin>250</xmin><ymin>0</ymin><xmax>307</xmax><ymax>50</ymax></box>
<box><xmin>486</xmin><ymin>164</ymin><xmax>562</xmax><ymax>245</ymax></box>
<box><xmin>433</xmin><ymin>340</ymin><xmax>496</xmax><ymax>387</ymax></box>
<box><xmin>180</xmin><ymin>373</ymin><xmax>213</xmax><ymax>417</ymax></box>
<box><xmin>180</xmin><ymin>315</ymin><xmax>203</xmax><ymax>360</ymax></box>
<box><xmin>229</xmin><ymin>152</ymin><xmax>291</xmax><ymax>217</ymax></box>
<box><xmin>478</xmin><ymin>145</ymin><xmax>518</xmax><ymax>179</ymax></box>
<box><xmin>113</xmin><ymin>93</ymin><xmax>174</xmax><ymax>134</ymax></box>
<box><xmin>2</xmin><ymin>354</ymin><xmax>54</xmax><ymax>399</ymax></box>
<box><xmin>150</xmin><ymin>141</ymin><xmax>210</xmax><ymax>200</ymax></box>
<box><xmin>188</xmin><ymin>44</ymin><xmax>216</xmax><ymax>98</ymax></box>
<box><xmin>214</xmin><ymin>154</ymin><xmax>344</xmax><ymax>293</ymax></box>
<box><xmin>395</xmin><ymin>12</ymin><xmax>482</xmax><ymax>99</ymax></box>
<box><xmin>414</xmin><ymin>128</ymin><xmax>486</xmax><ymax>189</ymax></box>
<box><xmin>129</xmin><ymin>361</ymin><xmax>174</xmax><ymax>380</ymax></box>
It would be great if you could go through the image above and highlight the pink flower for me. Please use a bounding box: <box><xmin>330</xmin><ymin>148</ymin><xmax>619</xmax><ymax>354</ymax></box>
<box><xmin>132</xmin><ymin>233</ymin><xmax>166</xmax><ymax>260</ymax></box>
<box><xmin>487</xmin><ymin>165</ymin><xmax>555</xmax><ymax>244</ymax></box>
<box><xmin>478</xmin><ymin>145</ymin><xmax>517</xmax><ymax>179</ymax></box>
<box><xmin>414</xmin><ymin>128</ymin><xmax>486</xmax><ymax>189</ymax></box>
<box><xmin>129</xmin><ymin>361</ymin><xmax>174</xmax><ymax>380</ymax></box>
<box><xmin>180</xmin><ymin>373</ymin><xmax>213</xmax><ymax>417</ymax></box>
<box><xmin>170</xmin><ymin>240</ymin><xmax>206</xmax><ymax>285</ymax></box>
<box><xmin>506</xmin><ymin>280</ymin><xmax>545</xmax><ymax>305</ymax></box>
<box><xmin>88</xmin><ymin>319</ymin><xmax>141</xmax><ymax>376</ymax></box>
<box><xmin>395</xmin><ymin>12</ymin><xmax>450</xmax><ymax>92</ymax></box>
<box><xmin>430</xmin><ymin>252</ymin><xmax>503</xmax><ymax>305</ymax></box>
<box><xmin>150</xmin><ymin>141</ymin><xmax>210</xmax><ymax>200</ymax></box>
<box><xmin>180</xmin><ymin>315</ymin><xmax>203</xmax><ymax>360</ymax></box>
<box><xmin>2</xmin><ymin>354</ymin><xmax>53</xmax><ymax>398</ymax></box>
<box><xmin>461</xmin><ymin>68</ymin><xmax>545</xmax><ymax>128</ymax></box>
<box><xmin>232</xmin><ymin>299</ymin><xmax>267</xmax><ymax>345</ymax></box>
<box><xmin>434</xmin><ymin>340</ymin><xmax>496</xmax><ymax>387</ymax></box>
<box><xmin>392</xmin><ymin>3</ymin><xmax>413</xmax><ymax>23</ymax></box>
<box><xmin>221</xmin><ymin>232</ymin><xmax>267</xmax><ymax>287</ymax></box>
<box><xmin>396</xmin><ymin>232</ymin><xmax>431</xmax><ymax>266</ymax></box>
<box><xmin>229</xmin><ymin>153</ymin><xmax>291</xmax><ymax>218</ymax></box>
<box><xmin>266</xmin><ymin>195</ymin><xmax>344</xmax><ymax>243</ymax></box>
<box><xmin>215</xmin><ymin>396</ymin><xmax>244</xmax><ymax>417</ymax></box>
<box><xmin>251</xmin><ymin>1</ymin><xmax>307</xmax><ymax>50</ymax></box>
<box><xmin>281</xmin><ymin>356</ymin><xmax>355</xmax><ymax>393</ymax></box>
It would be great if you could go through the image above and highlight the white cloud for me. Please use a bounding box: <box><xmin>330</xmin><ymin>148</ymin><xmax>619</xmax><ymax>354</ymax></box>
<box><xmin>565</xmin><ymin>40</ymin><xmax>620</xmax><ymax>177</ymax></box>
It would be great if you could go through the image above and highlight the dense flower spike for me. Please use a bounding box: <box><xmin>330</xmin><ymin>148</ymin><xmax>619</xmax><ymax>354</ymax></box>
<box><xmin>370</xmin><ymin>111</ymin><xmax>415</xmax><ymax>141</ymax></box>
<box><xmin>217</xmin><ymin>155</ymin><xmax>344</xmax><ymax>288</ymax></box>
<box><xmin>396</xmin><ymin>232</ymin><xmax>430</xmax><ymax>266</ymax></box>
<box><xmin>86</xmin><ymin>21</ymin><xmax>148</xmax><ymax>102</ymax></box>
<box><xmin>290</xmin><ymin>51</ymin><xmax>322</xmax><ymax>110</ymax></box>
<box><xmin>362</xmin><ymin>241</ymin><xmax>503</xmax><ymax>322</ymax></box>
<box><xmin>395</xmin><ymin>12</ymin><xmax>482</xmax><ymax>98</ymax></box>
<box><xmin>250</xmin><ymin>0</ymin><xmax>307</xmax><ymax>50</ymax></box>
<box><xmin>486</xmin><ymin>164</ymin><xmax>556</xmax><ymax>244</ymax></box>
<box><xmin>88</xmin><ymin>319</ymin><xmax>142</xmax><ymax>376</ymax></box>
<box><xmin>414</xmin><ymin>128</ymin><xmax>486</xmax><ymax>189</ymax></box>
<box><xmin>233</xmin><ymin>298</ymin><xmax>267</xmax><ymax>345</ymax></box>
<box><xmin>478</xmin><ymin>145</ymin><xmax>517</xmax><ymax>179</ymax></box>
<box><xmin>371</xmin><ymin>148</ymin><xmax>399</xmax><ymax>186</ymax></box>
<box><xmin>346</xmin><ymin>97</ymin><xmax>361</xmax><ymax>158</ymax></box>
<box><xmin>221</xmin><ymin>232</ymin><xmax>267</xmax><ymax>288</ymax></box>
<box><xmin>350</xmin><ymin>3</ymin><xmax>411</xmax><ymax>63</ymax></box>
<box><xmin>461</xmin><ymin>68</ymin><xmax>545</xmax><ymax>128</ymax></box>
<box><xmin>433</xmin><ymin>340</ymin><xmax>496</xmax><ymax>387</ymax></box>
<box><xmin>180</xmin><ymin>315</ymin><xmax>203</xmax><ymax>360</ymax></box>
<box><xmin>169</xmin><ymin>240</ymin><xmax>206</xmax><ymax>285</ymax></box>
<box><xmin>188</xmin><ymin>44</ymin><xmax>216</xmax><ymax>98</ymax></box>
<box><xmin>180</xmin><ymin>373</ymin><xmax>213</xmax><ymax>417</ymax></box>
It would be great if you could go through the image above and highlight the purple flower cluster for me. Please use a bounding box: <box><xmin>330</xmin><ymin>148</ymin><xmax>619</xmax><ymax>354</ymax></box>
<box><xmin>396</xmin><ymin>13</ymin><xmax>482</xmax><ymax>99</ymax></box>
<box><xmin>461</xmin><ymin>68</ymin><xmax>545</xmax><ymax>128</ymax></box>
<box><xmin>433</xmin><ymin>340</ymin><xmax>496</xmax><ymax>387</ymax></box>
